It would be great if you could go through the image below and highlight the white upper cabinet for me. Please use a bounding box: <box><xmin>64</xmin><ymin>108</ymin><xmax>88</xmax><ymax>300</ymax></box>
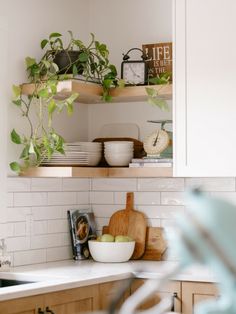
<box><xmin>174</xmin><ymin>0</ymin><xmax>236</xmax><ymax>176</ymax></box>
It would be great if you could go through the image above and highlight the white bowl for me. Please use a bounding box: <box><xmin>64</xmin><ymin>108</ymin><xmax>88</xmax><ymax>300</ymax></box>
<box><xmin>104</xmin><ymin>152</ymin><xmax>133</xmax><ymax>166</ymax></box>
<box><xmin>88</xmin><ymin>240</ymin><xmax>135</xmax><ymax>263</ymax></box>
<box><xmin>105</xmin><ymin>141</ymin><xmax>133</xmax><ymax>147</ymax></box>
<box><xmin>105</xmin><ymin>147</ymin><xmax>134</xmax><ymax>153</ymax></box>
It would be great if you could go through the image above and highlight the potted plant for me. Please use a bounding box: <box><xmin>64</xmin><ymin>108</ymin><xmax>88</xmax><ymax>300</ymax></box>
<box><xmin>40</xmin><ymin>31</ymin><xmax>122</xmax><ymax>101</ymax></box>
<box><xmin>10</xmin><ymin>57</ymin><xmax>79</xmax><ymax>173</ymax></box>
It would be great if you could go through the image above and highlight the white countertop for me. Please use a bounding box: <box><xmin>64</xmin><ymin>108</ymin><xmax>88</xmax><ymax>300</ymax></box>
<box><xmin>0</xmin><ymin>260</ymin><xmax>217</xmax><ymax>302</ymax></box>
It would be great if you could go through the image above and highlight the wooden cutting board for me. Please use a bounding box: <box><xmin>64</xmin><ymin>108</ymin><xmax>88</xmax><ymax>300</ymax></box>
<box><xmin>108</xmin><ymin>192</ymin><xmax>147</xmax><ymax>259</ymax></box>
<box><xmin>102</xmin><ymin>226</ymin><xmax>167</xmax><ymax>261</ymax></box>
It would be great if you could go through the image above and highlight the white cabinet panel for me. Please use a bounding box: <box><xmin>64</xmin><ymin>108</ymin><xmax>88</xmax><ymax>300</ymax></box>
<box><xmin>174</xmin><ymin>0</ymin><xmax>236</xmax><ymax>176</ymax></box>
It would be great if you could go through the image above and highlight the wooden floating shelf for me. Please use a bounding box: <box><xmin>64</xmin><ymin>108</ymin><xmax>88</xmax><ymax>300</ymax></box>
<box><xmin>20</xmin><ymin>166</ymin><xmax>173</xmax><ymax>178</ymax></box>
<box><xmin>21</xmin><ymin>80</ymin><xmax>172</xmax><ymax>104</ymax></box>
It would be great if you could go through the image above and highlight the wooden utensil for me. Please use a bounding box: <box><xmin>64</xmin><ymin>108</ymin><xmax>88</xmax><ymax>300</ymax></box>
<box><xmin>102</xmin><ymin>226</ymin><xmax>167</xmax><ymax>261</ymax></box>
<box><xmin>108</xmin><ymin>192</ymin><xmax>147</xmax><ymax>259</ymax></box>
<box><xmin>141</xmin><ymin>227</ymin><xmax>167</xmax><ymax>260</ymax></box>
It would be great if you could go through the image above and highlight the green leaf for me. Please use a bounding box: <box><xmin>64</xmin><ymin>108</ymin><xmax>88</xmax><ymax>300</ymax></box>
<box><xmin>67</xmin><ymin>102</ymin><xmax>73</xmax><ymax>115</ymax></box>
<box><xmin>118</xmin><ymin>79</ymin><xmax>125</xmax><ymax>88</ymax></box>
<box><xmin>20</xmin><ymin>145</ymin><xmax>30</xmax><ymax>160</ymax></box>
<box><xmin>103</xmin><ymin>79</ymin><xmax>112</xmax><ymax>89</ymax></box>
<box><xmin>12</xmin><ymin>85</ymin><xmax>21</xmax><ymax>98</ymax></box>
<box><xmin>25</xmin><ymin>57</ymin><xmax>36</xmax><ymax>68</ymax></box>
<box><xmin>72</xmin><ymin>64</ymin><xmax>78</xmax><ymax>77</ymax></box>
<box><xmin>11</xmin><ymin>129</ymin><xmax>21</xmax><ymax>144</ymax></box>
<box><xmin>79</xmin><ymin>52</ymin><xmax>89</xmax><ymax>62</ymax></box>
<box><xmin>38</xmin><ymin>88</ymin><xmax>49</xmax><ymax>98</ymax></box>
<box><xmin>147</xmin><ymin>97</ymin><xmax>169</xmax><ymax>111</ymax></box>
<box><xmin>29</xmin><ymin>140</ymin><xmax>35</xmax><ymax>154</ymax></box>
<box><xmin>66</xmin><ymin>93</ymin><xmax>79</xmax><ymax>105</ymax></box>
<box><xmin>48</xmin><ymin>99</ymin><xmax>57</xmax><ymax>114</ymax></box>
<box><xmin>146</xmin><ymin>87</ymin><xmax>157</xmax><ymax>97</ymax></box>
<box><xmin>12</xmin><ymin>99</ymin><xmax>22</xmax><ymax>107</ymax></box>
<box><xmin>49</xmin><ymin>32</ymin><xmax>62</xmax><ymax>39</ymax></box>
<box><xmin>10</xmin><ymin>162</ymin><xmax>21</xmax><ymax>173</ymax></box>
<box><xmin>40</xmin><ymin>39</ymin><xmax>49</xmax><ymax>49</ymax></box>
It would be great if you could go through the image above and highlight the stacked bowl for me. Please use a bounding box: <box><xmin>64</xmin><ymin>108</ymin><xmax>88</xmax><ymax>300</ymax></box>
<box><xmin>104</xmin><ymin>141</ymin><xmax>134</xmax><ymax>166</ymax></box>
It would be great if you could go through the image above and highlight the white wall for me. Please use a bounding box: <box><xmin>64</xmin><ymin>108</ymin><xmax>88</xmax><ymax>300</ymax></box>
<box><xmin>87</xmin><ymin>0</ymin><xmax>173</xmax><ymax>141</ymax></box>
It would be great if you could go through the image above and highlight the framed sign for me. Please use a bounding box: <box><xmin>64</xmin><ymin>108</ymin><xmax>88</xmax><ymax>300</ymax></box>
<box><xmin>142</xmin><ymin>42</ymin><xmax>172</xmax><ymax>80</ymax></box>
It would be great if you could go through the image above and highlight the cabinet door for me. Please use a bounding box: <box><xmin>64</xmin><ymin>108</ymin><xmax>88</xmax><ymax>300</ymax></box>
<box><xmin>44</xmin><ymin>285</ymin><xmax>99</xmax><ymax>314</ymax></box>
<box><xmin>99</xmin><ymin>280</ymin><xmax>130</xmax><ymax>310</ymax></box>
<box><xmin>174</xmin><ymin>0</ymin><xmax>236</xmax><ymax>176</ymax></box>
<box><xmin>131</xmin><ymin>279</ymin><xmax>181</xmax><ymax>313</ymax></box>
<box><xmin>182</xmin><ymin>282</ymin><xmax>218</xmax><ymax>314</ymax></box>
<box><xmin>0</xmin><ymin>295</ymin><xmax>44</xmax><ymax>314</ymax></box>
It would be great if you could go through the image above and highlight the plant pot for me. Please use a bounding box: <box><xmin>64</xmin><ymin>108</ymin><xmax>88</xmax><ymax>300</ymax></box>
<box><xmin>53</xmin><ymin>50</ymin><xmax>83</xmax><ymax>74</ymax></box>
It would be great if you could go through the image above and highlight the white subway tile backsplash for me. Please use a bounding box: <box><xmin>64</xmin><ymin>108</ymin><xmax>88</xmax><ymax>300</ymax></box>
<box><xmin>14</xmin><ymin>249</ymin><xmax>46</xmax><ymax>266</ymax></box>
<box><xmin>76</xmin><ymin>192</ymin><xmax>89</xmax><ymax>204</ymax></box>
<box><xmin>61</xmin><ymin>233</ymin><xmax>71</xmax><ymax>246</ymax></box>
<box><xmin>185</xmin><ymin>178</ymin><xmax>235</xmax><ymax>191</ymax></box>
<box><xmin>137</xmin><ymin>205</ymin><xmax>185</xmax><ymax>219</ymax></box>
<box><xmin>6</xmin><ymin>175</ymin><xmax>236</xmax><ymax>267</ymax></box>
<box><xmin>14</xmin><ymin>192</ymin><xmax>47</xmax><ymax>207</ymax></box>
<box><xmin>92</xmin><ymin>205</ymin><xmax>120</xmax><ymax>218</ymax></box>
<box><xmin>48</xmin><ymin>192</ymin><xmax>77</xmax><ymax>205</ymax></box>
<box><xmin>31</xmin><ymin>178</ymin><xmax>62</xmax><ymax>191</ymax></box>
<box><xmin>6</xmin><ymin>237</ymin><xmax>30</xmax><ymax>252</ymax></box>
<box><xmin>161</xmin><ymin>192</ymin><xmax>186</xmax><ymax>205</ymax></box>
<box><xmin>137</xmin><ymin>178</ymin><xmax>185</xmax><ymax>192</ymax></box>
<box><xmin>62</xmin><ymin>178</ymin><xmax>90</xmax><ymax>191</ymax></box>
<box><xmin>46</xmin><ymin>246</ymin><xmax>72</xmax><ymax>262</ymax></box>
<box><xmin>7</xmin><ymin>178</ymin><xmax>31</xmax><ymax>192</ymax></box>
<box><xmin>92</xmin><ymin>178</ymin><xmax>137</xmax><ymax>191</ymax></box>
<box><xmin>5</xmin><ymin>223</ymin><xmax>14</xmax><ymax>237</ymax></box>
<box><xmin>90</xmin><ymin>191</ymin><xmax>114</xmax><ymax>204</ymax></box>
<box><xmin>95</xmin><ymin>217</ymin><xmax>110</xmax><ymax>231</ymax></box>
<box><xmin>48</xmin><ymin>219</ymin><xmax>69</xmax><ymax>234</ymax></box>
<box><xmin>32</xmin><ymin>221</ymin><xmax>48</xmax><ymax>235</ymax></box>
<box><xmin>7</xmin><ymin>207</ymin><xmax>31</xmax><ymax>222</ymax></box>
<box><xmin>32</xmin><ymin>206</ymin><xmax>62</xmax><ymax>220</ymax></box>
<box><xmin>31</xmin><ymin>234</ymin><xmax>61</xmax><ymax>249</ymax></box>
<box><xmin>13</xmin><ymin>222</ymin><xmax>26</xmax><ymax>236</ymax></box>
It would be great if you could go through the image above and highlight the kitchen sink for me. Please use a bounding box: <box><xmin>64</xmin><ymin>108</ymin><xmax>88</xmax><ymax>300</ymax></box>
<box><xmin>0</xmin><ymin>279</ymin><xmax>35</xmax><ymax>288</ymax></box>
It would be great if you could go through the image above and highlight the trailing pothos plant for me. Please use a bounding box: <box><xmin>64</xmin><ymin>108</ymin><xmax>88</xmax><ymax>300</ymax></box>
<box><xmin>145</xmin><ymin>72</ymin><xmax>171</xmax><ymax>111</ymax></box>
<box><xmin>10</xmin><ymin>56</ymin><xmax>79</xmax><ymax>173</ymax></box>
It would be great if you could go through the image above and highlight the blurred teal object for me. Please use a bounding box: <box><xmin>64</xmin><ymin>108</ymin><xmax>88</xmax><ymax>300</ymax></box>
<box><xmin>172</xmin><ymin>189</ymin><xmax>236</xmax><ymax>314</ymax></box>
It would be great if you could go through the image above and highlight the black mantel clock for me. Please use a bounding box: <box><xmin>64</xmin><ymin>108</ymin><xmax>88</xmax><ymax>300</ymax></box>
<box><xmin>121</xmin><ymin>48</ymin><xmax>148</xmax><ymax>85</ymax></box>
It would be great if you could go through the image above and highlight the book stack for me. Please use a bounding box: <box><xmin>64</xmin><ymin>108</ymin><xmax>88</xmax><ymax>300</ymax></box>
<box><xmin>129</xmin><ymin>157</ymin><xmax>172</xmax><ymax>168</ymax></box>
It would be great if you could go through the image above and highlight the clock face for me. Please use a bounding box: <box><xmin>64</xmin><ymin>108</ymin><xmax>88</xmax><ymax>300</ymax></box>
<box><xmin>144</xmin><ymin>129</ymin><xmax>170</xmax><ymax>156</ymax></box>
<box><xmin>122</xmin><ymin>62</ymin><xmax>146</xmax><ymax>85</ymax></box>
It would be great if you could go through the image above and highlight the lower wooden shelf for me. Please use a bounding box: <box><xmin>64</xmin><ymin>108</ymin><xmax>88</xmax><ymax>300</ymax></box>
<box><xmin>19</xmin><ymin>166</ymin><xmax>173</xmax><ymax>178</ymax></box>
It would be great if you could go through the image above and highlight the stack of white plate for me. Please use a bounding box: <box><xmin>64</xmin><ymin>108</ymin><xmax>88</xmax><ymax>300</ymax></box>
<box><xmin>41</xmin><ymin>142</ymin><xmax>102</xmax><ymax>166</ymax></box>
<box><xmin>104</xmin><ymin>141</ymin><xmax>134</xmax><ymax>166</ymax></box>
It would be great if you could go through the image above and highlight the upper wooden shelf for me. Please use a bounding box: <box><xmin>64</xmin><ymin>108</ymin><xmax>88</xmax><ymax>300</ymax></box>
<box><xmin>21</xmin><ymin>80</ymin><xmax>172</xmax><ymax>104</ymax></box>
<box><xmin>20</xmin><ymin>166</ymin><xmax>173</xmax><ymax>178</ymax></box>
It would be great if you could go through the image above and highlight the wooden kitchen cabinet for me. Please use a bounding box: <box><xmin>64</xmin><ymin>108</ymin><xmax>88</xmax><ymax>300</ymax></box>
<box><xmin>131</xmin><ymin>279</ymin><xmax>181</xmax><ymax>313</ymax></box>
<box><xmin>182</xmin><ymin>282</ymin><xmax>218</xmax><ymax>314</ymax></box>
<box><xmin>99</xmin><ymin>280</ymin><xmax>131</xmax><ymax>310</ymax></box>
<box><xmin>174</xmin><ymin>0</ymin><xmax>236</xmax><ymax>176</ymax></box>
<box><xmin>0</xmin><ymin>285</ymin><xmax>99</xmax><ymax>314</ymax></box>
<box><xmin>0</xmin><ymin>294</ymin><xmax>44</xmax><ymax>314</ymax></box>
<box><xmin>44</xmin><ymin>285</ymin><xmax>99</xmax><ymax>314</ymax></box>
